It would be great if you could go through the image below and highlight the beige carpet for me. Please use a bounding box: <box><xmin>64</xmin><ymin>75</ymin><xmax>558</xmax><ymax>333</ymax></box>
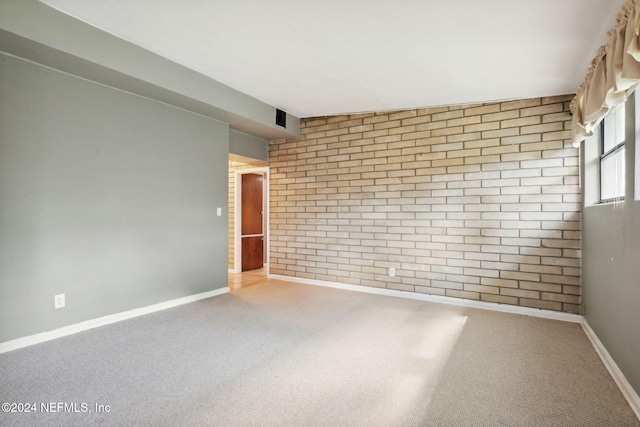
<box><xmin>1</xmin><ymin>279</ymin><xmax>638</xmax><ymax>426</ymax></box>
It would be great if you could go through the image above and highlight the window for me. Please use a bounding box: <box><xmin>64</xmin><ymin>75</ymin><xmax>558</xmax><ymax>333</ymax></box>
<box><xmin>600</xmin><ymin>103</ymin><xmax>626</xmax><ymax>202</ymax></box>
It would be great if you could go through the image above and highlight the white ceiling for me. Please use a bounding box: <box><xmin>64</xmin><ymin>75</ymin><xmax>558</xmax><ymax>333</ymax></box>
<box><xmin>41</xmin><ymin>0</ymin><xmax>625</xmax><ymax>118</ymax></box>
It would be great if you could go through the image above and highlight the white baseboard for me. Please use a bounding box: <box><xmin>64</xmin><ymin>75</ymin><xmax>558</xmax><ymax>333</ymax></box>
<box><xmin>0</xmin><ymin>287</ymin><xmax>230</xmax><ymax>354</ymax></box>
<box><xmin>267</xmin><ymin>274</ymin><xmax>582</xmax><ymax>323</ymax></box>
<box><xmin>581</xmin><ymin>319</ymin><xmax>640</xmax><ymax>420</ymax></box>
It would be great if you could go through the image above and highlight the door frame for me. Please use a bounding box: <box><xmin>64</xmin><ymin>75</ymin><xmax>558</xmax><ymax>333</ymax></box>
<box><xmin>233</xmin><ymin>167</ymin><xmax>269</xmax><ymax>274</ymax></box>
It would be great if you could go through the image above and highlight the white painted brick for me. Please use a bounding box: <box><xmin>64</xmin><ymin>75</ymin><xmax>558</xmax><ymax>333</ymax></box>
<box><xmin>501</xmin><ymin>169</ymin><xmax>542</xmax><ymax>179</ymax></box>
<box><xmin>270</xmin><ymin>97</ymin><xmax>579</xmax><ymax>314</ymax></box>
<box><xmin>521</xmin><ymin>158</ymin><xmax>564</xmax><ymax>169</ymax></box>
<box><xmin>480</xmin><ymin>229</ymin><xmax>519</xmax><ymax>238</ymax></box>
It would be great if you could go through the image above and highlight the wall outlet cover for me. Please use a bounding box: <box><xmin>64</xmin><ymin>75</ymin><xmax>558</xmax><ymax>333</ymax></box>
<box><xmin>54</xmin><ymin>294</ymin><xmax>65</xmax><ymax>309</ymax></box>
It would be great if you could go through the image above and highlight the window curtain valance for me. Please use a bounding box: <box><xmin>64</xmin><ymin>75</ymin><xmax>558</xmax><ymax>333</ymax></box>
<box><xmin>571</xmin><ymin>0</ymin><xmax>640</xmax><ymax>146</ymax></box>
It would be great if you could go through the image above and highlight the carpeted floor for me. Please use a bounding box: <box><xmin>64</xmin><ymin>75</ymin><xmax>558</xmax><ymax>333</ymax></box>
<box><xmin>1</xmin><ymin>279</ymin><xmax>638</xmax><ymax>426</ymax></box>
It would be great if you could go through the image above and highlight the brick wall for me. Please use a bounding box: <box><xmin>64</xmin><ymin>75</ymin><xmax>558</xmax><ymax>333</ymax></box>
<box><xmin>269</xmin><ymin>95</ymin><xmax>582</xmax><ymax>313</ymax></box>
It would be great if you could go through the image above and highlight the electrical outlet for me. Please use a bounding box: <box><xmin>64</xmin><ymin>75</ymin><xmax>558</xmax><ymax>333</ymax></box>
<box><xmin>54</xmin><ymin>294</ymin><xmax>65</xmax><ymax>309</ymax></box>
<box><xmin>217</xmin><ymin>207</ymin><xmax>222</xmax><ymax>216</ymax></box>
<box><xmin>389</xmin><ymin>267</ymin><xmax>396</xmax><ymax>277</ymax></box>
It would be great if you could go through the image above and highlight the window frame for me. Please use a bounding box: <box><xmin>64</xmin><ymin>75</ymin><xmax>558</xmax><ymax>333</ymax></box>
<box><xmin>599</xmin><ymin>104</ymin><xmax>626</xmax><ymax>203</ymax></box>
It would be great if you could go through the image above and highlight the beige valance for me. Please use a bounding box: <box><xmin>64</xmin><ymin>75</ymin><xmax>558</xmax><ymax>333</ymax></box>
<box><xmin>571</xmin><ymin>0</ymin><xmax>640</xmax><ymax>146</ymax></box>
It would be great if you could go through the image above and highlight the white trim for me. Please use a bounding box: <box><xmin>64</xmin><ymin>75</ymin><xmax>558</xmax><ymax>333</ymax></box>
<box><xmin>0</xmin><ymin>287</ymin><xmax>230</xmax><ymax>354</ymax></box>
<box><xmin>267</xmin><ymin>274</ymin><xmax>583</xmax><ymax>323</ymax></box>
<box><xmin>581</xmin><ymin>319</ymin><xmax>640</xmax><ymax>420</ymax></box>
<box><xmin>233</xmin><ymin>170</ymin><xmax>241</xmax><ymax>274</ymax></box>
<box><xmin>234</xmin><ymin>167</ymin><xmax>270</xmax><ymax>274</ymax></box>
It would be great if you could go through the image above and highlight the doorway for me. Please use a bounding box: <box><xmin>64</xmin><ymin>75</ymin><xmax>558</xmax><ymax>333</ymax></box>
<box><xmin>234</xmin><ymin>167</ymin><xmax>269</xmax><ymax>273</ymax></box>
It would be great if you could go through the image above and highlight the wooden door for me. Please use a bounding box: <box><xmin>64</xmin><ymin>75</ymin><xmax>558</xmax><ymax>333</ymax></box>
<box><xmin>241</xmin><ymin>173</ymin><xmax>264</xmax><ymax>271</ymax></box>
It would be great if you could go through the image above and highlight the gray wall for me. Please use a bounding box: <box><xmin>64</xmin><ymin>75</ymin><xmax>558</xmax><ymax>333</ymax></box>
<box><xmin>230</xmin><ymin>130</ymin><xmax>268</xmax><ymax>162</ymax></box>
<box><xmin>0</xmin><ymin>0</ymin><xmax>300</xmax><ymax>139</ymax></box>
<box><xmin>0</xmin><ymin>53</ymin><xmax>229</xmax><ymax>342</ymax></box>
<box><xmin>582</xmin><ymin>94</ymin><xmax>640</xmax><ymax>394</ymax></box>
